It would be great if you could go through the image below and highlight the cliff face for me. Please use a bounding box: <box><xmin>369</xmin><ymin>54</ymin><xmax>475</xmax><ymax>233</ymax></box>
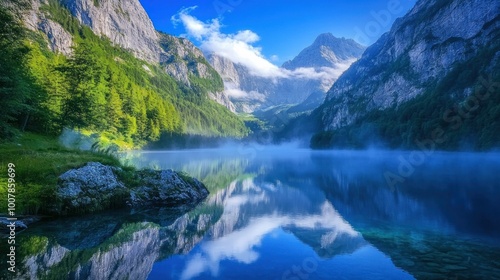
<box><xmin>71</xmin><ymin>225</ymin><xmax>161</xmax><ymax>280</ymax></box>
<box><xmin>19</xmin><ymin>0</ymin><xmax>234</xmax><ymax>110</ymax></box>
<box><xmin>61</xmin><ymin>0</ymin><xmax>161</xmax><ymax>62</ymax></box>
<box><xmin>319</xmin><ymin>0</ymin><xmax>500</xmax><ymax>130</ymax></box>
<box><xmin>159</xmin><ymin>33</ymin><xmax>236</xmax><ymax>111</ymax></box>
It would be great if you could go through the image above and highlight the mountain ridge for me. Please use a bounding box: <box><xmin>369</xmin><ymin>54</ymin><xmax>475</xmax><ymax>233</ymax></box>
<box><xmin>208</xmin><ymin>33</ymin><xmax>366</xmax><ymax>115</ymax></box>
<box><xmin>282</xmin><ymin>33</ymin><xmax>365</xmax><ymax>69</ymax></box>
<box><xmin>20</xmin><ymin>0</ymin><xmax>237</xmax><ymax>112</ymax></box>
<box><xmin>311</xmin><ymin>0</ymin><xmax>500</xmax><ymax>149</ymax></box>
<box><xmin>0</xmin><ymin>0</ymin><xmax>248</xmax><ymax>143</ymax></box>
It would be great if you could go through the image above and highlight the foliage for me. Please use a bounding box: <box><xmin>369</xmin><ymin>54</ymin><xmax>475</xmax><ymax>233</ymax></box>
<box><xmin>0</xmin><ymin>0</ymin><xmax>247</xmax><ymax>146</ymax></box>
<box><xmin>0</xmin><ymin>133</ymin><xmax>123</xmax><ymax>215</ymax></box>
<box><xmin>19</xmin><ymin>236</ymin><xmax>49</xmax><ymax>257</ymax></box>
<box><xmin>310</xmin><ymin>41</ymin><xmax>500</xmax><ymax>150</ymax></box>
<box><xmin>0</xmin><ymin>6</ymin><xmax>37</xmax><ymax>138</ymax></box>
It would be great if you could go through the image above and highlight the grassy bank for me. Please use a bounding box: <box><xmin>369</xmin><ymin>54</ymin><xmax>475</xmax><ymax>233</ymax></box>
<box><xmin>0</xmin><ymin>133</ymin><xmax>125</xmax><ymax>215</ymax></box>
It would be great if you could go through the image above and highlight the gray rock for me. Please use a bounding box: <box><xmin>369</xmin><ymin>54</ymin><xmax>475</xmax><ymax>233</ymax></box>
<box><xmin>24</xmin><ymin>244</ymin><xmax>70</xmax><ymax>280</ymax></box>
<box><xmin>282</xmin><ymin>33</ymin><xmax>366</xmax><ymax>69</ymax></box>
<box><xmin>208</xmin><ymin>91</ymin><xmax>236</xmax><ymax>112</ymax></box>
<box><xmin>56</xmin><ymin>162</ymin><xmax>126</xmax><ymax>214</ymax></box>
<box><xmin>70</xmin><ymin>223</ymin><xmax>161</xmax><ymax>280</ymax></box>
<box><xmin>158</xmin><ymin>33</ymin><xmax>235</xmax><ymax>111</ymax></box>
<box><xmin>16</xmin><ymin>0</ymin><xmax>235</xmax><ymax>114</ymax></box>
<box><xmin>62</xmin><ymin>0</ymin><xmax>162</xmax><ymax>63</ymax></box>
<box><xmin>38</xmin><ymin>18</ymin><xmax>73</xmax><ymax>55</ymax></box>
<box><xmin>55</xmin><ymin>162</ymin><xmax>209</xmax><ymax>215</ymax></box>
<box><xmin>129</xmin><ymin>169</ymin><xmax>209</xmax><ymax>207</ymax></box>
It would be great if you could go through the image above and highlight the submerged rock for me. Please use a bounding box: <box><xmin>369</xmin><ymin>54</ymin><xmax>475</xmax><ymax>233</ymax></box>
<box><xmin>0</xmin><ymin>216</ymin><xmax>41</xmax><ymax>235</ymax></box>
<box><xmin>54</xmin><ymin>162</ymin><xmax>209</xmax><ymax>215</ymax></box>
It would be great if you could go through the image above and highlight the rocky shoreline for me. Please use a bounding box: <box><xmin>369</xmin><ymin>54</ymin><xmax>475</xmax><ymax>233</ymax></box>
<box><xmin>1</xmin><ymin>162</ymin><xmax>209</xmax><ymax>233</ymax></box>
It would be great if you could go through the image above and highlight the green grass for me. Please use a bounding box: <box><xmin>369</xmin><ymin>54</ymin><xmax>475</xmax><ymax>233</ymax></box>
<box><xmin>0</xmin><ymin>133</ymin><xmax>125</xmax><ymax>215</ymax></box>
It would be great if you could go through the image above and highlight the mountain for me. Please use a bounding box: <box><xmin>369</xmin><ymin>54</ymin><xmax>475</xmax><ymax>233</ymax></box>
<box><xmin>157</xmin><ymin>32</ymin><xmax>236</xmax><ymax>112</ymax></box>
<box><xmin>282</xmin><ymin>33</ymin><xmax>365</xmax><ymax>69</ymax></box>
<box><xmin>21</xmin><ymin>0</ymin><xmax>161</xmax><ymax>62</ymax></box>
<box><xmin>208</xmin><ymin>33</ymin><xmax>366</xmax><ymax>115</ymax></box>
<box><xmin>1</xmin><ymin>0</ymin><xmax>247</xmax><ymax>142</ymax></box>
<box><xmin>23</xmin><ymin>0</ymin><xmax>236</xmax><ymax>111</ymax></box>
<box><xmin>312</xmin><ymin>0</ymin><xmax>500</xmax><ymax>150</ymax></box>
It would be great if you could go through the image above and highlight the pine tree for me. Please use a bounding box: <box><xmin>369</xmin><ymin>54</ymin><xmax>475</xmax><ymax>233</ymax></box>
<box><xmin>59</xmin><ymin>42</ymin><xmax>105</xmax><ymax>130</ymax></box>
<box><xmin>0</xmin><ymin>7</ymin><xmax>33</xmax><ymax>138</ymax></box>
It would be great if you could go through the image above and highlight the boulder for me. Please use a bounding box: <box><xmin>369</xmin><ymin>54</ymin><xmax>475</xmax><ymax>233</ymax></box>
<box><xmin>128</xmin><ymin>170</ymin><xmax>209</xmax><ymax>207</ymax></box>
<box><xmin>56</xmin><ymin>162</ymin><xmax>127</xmax><ymax>214</ymax></box>
<box><xmin>54</xmin><ymin>162</ymin><xmax>209</xmax><ymax>215</ymax></box>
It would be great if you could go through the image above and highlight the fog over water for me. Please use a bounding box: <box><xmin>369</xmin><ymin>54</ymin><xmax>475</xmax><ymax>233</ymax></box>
<box><xmin>4</xmin><ymin>148</ymin><xmax>500</xmax><ymax>279</ymax></box>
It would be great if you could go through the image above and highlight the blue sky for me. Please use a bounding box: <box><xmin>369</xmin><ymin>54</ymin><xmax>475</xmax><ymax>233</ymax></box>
<box><xmin>140</xmin><ymin>0</ymin><xmax>416</xmax><ymax>65</ymax></box>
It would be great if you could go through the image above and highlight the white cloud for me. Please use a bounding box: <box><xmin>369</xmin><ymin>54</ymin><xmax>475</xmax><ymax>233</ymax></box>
<box><xmin>224</xmin><ymin>82</ymin><xmax>266</xmax><ymax>101</ymax></box>
<box><xmin>171</xmin><ymin>8</ymin><xmax>358</xmax><ymax>99</ymax></box>
<box><xmin>179</xmin><ymin>178</ymin><xmax>362</xmax><ymax>280</ymax></box>
<box><xmin>172</xmin><ymin>7</ymin><xmax>285</xmax><ymax>78</ymax></box>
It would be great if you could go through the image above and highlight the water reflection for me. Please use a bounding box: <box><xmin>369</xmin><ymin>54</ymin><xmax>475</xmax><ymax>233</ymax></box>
<box><xmin>3</xmin><ymin>149</ymin><xmax>500</xmax><ymax>279</ymax></box>
<box><xmin>179</xmin><ymin>177</ymin><xmax>365</xmax><ymax>280</ymax></box>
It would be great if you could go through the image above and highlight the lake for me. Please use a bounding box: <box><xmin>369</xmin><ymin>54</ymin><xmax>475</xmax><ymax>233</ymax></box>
<box><xmin>4</xmin><ymin>148</ymin><xmax>500</xmax><ymax>279</ymax></box>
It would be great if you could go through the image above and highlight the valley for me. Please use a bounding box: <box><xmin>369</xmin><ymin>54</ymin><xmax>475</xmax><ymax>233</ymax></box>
<box><xmin>0</xmin><ymin>0</ymin><xmax>499</xmax><ymax>279</ymax></box>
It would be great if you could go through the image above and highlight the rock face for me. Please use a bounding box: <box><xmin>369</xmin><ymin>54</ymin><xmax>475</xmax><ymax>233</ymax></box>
<box><xmin>282</xmin><ymin>33</ymin><xmax>365</xmax><ymax>69</ymax></box>
<box><xmin>55</xmin><ymin>162</ymin><xmax>209</xmax><ymax>215</ymax></box>
<box><xmin>17</xmin><ymin>0</ymin><xmax>233</xmax><ymax>110</ymax></box>
<box><xmin>208</xmin><ymin>33</ymin><xmax>365</xmax><ymax>113</ymax></box>
<box><xmin>21</xmin><ymin>0</ymin><xmax>161</xmax><ymax>60</ymax></box>
<box><xmin>319</xmin><ymin>0</ymin><xmax>500</xmax><ymax>130</ymax></box>
<box><xmin>70</xmin><ymin>224</ymin><xmax>161</xmax><ymax>280</ymax></box>
<box><xmin>61</xmin><ymin>0</ymin><xmax>161</xmax><ymax>62</ymax></box>
<box><xmin>159</xmin><ymin>34</ymin><xmax>212</xmax><ymax>85</ymax></box>
<box><xmin>37</xmin><ymin>17</ymin><xmax>73</xmax><ymax>55</ymax></box>
<box><xmin>158</xmin><ymin>33</ymin><xmax>235</xmax><ymax>111</ymax></box>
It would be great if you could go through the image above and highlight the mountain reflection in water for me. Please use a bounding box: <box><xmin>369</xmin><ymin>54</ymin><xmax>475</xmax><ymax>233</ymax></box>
<box><xmin>3</xmin><ymin>148</ymin><xmax>500</xmax><ymax>279</ymax></box>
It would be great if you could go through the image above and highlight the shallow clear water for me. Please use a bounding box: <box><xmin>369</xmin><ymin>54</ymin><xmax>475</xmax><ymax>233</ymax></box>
<box><xmin>5</xmin><ymin>148</ymin><xmax>500</xmax><ymax>279</ymax></box>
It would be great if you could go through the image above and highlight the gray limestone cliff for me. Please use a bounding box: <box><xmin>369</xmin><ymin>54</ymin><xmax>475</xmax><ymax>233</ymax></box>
<box><xmin>61</xmin><ymin>0</ymin><xmax>162</xmax><ymax>62</ymax></box>
<box><xmin>319</xmin><ymin>0</ymin><xmax>500</xmax><ymax>130</ymax></box>
<box><xmin>158</xmin><ymin>33</ymin><xmax>236</xmax><ymax>111</ymax></box>
<box><xmin>17</xmin><ymin>0</ymin><xmax>234</xmax><ymax>110</ymax></box>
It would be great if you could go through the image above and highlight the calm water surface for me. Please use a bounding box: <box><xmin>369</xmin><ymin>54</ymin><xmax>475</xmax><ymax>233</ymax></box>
<box><xmin>5</xmin><ymin>148</ymin><xmax>500</xmax><ymax>279</ymax></box>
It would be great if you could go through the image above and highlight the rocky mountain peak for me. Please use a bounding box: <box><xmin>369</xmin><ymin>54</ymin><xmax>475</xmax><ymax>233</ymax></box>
<box><xmin>282</xmin><ymin>33</ymin><xmax>366</xmax><ymax>70</ymax></box>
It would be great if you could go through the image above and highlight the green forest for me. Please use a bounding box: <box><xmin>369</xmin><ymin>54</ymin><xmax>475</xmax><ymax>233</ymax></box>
<box><xmin>0</xmin><ymin>1</ymin><xmax>248</xmax><ymax>148</ymax></box>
